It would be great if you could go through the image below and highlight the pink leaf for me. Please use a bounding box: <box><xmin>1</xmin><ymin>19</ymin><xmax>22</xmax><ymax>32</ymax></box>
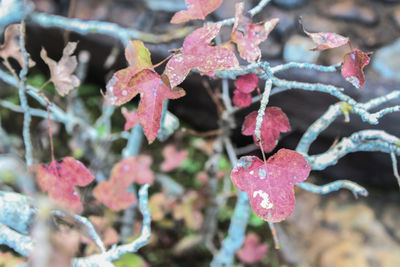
<box><xmin>235</xmin><ymin>74</ymin><xmax>259</xmax><ymax>93</ymax></box>
<box><xmin>104</xmin><ymin>41</ymin><xmax>185</xmax><ymax>143</ymax></box>
<box><xmin>242</xmin><ymin>108</ymin><xmax>290</xmax><ymax>153</ymax></box>
<box><xmin>93</xmin><ymin>155</ymin><xmax>154</xmax><ymax>211</ymax></box>
<box><xmin>233</xmin><ymin>90</ymin><xmax>252</xmax><ymax>108</ymax></box>
<box><xmin>302</xmin><ymin>24</ymin><xmax>349</xmax><ymax>51</ymax></box>
<box><xmin>161</xmin><ymin>145</ymin><xmax>188</xmax><ymax>172</ymax></box>
<box><xmin>35</xmin><ymin>157</ymin><xmax>95</xmax><ymax>213</ymax></box>
<box><xmin>165</xmin><ymin>24</ymin><xmax>239</xmax><ymax>88</ymax></box>
<box><xmin>231</xmin><ymin>149</ymin><xmax>311</xmax><ymax>222</ymax></box>
<box><xmin>341</xmin><ymin>48</ymin><xmax>372</xmax><ymax>89</ymax></box>
<box><xmin>170</xmin><ymin>0</ymin><xmax>223</xmax><ymax>24</ymax></box>
<box><xmin>237</xmin><ymin>233</ymin><xmax>268</xmax><ymax>264</ymax></box>
<box><xmin>231</xmin><ymin>2</ymin><xmax>279</xmax><ymax>62</ymax></box>
<box><xmin>121</xmin><ymin>107</ymin><xmax>139</xmax><ymax>131</ymax></box>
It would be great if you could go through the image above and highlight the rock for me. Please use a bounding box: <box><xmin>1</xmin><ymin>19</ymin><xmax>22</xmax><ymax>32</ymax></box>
<box><xmin>326</xmin><ymin>0</ymin><xmax>378</xmax><ymax>25</ymax></box>
<box><xmin>279</xmin><ymin>191</ymin><xmax>400</xmax><ymax>267</ymax></box>
<box><xmin>259</xmin><ymin>37</ymin><xmax>282</xmax><ymax>59</ymax></box>
<box><xmin>300</xmin><ymin>15</ymin><xmax>341</xmax><ymax>33</ymax></box>
<box><xmin>272</xmin><ymin>0</ymin><xmax>309</xmax><ymax>9</ymax></box>
<box><xmin>263</xmin><ymin>6</ymin><xmax>296</xmax><ymax>36</ymax></box>
<box><xmin>393</xmin><ymin>7</ymin><xmax>400</xmax><ymax>28</ymax></box>
<box><xmin>372</xmin><ymin>38</ymin><xmax>400</xmax><ymax>81</ymax></box>
<box><xmin>283</xmin><ymin>35</ymin><xmax>320</xmax><ymax>63</ymax></box>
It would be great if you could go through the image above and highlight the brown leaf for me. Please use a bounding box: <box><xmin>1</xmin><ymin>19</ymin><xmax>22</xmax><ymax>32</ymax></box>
<box><xmin>0</xmin><ymin>24</ymin><xmax>35</xmax><ymax>68</ymax></box>
<box><xmin>40</xmin><ymin>42</ymin><xmax>80</xmax><ymax>96</ymax></box>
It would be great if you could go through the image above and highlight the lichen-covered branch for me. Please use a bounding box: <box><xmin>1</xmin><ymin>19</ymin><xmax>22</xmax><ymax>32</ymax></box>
<box><xmin>0</xmin><ymin>222</ymin><xmax>33</xmax><ymax>257</ymax></box>
<box><xmin>308</xmin><ymin>130</ymin><xmax>400</xmax><ymax>170</ymax></box>
<box><xmin>72</xmin><ymin>184</ymin><xmax>151</xmax><ymax>267</ymax></box>
<box><xmin>29</xmin><ymin>12</ymin><xmax>194</xmax><ymax>45</ymax></box>
<box><xmin>297</xmin><ymin>180</ymin><xmax>368</xmax><ymax>197</ymax></box>
<box><xmin>18</xmin><ymin>21</ymin><xmax>33</xmax><ymax>166</ymax></box>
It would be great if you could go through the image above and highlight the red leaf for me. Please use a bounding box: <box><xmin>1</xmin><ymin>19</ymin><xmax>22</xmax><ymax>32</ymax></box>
<box><xmin>93</xmin><ymin>155</ymin><xmax>154</xmax><ymax>211</ymax></box>
<box><xmin>231</xmin><ymin>149</ymin><xmax>311</xmax><ymax>222</ymax></box>
<box><xmin>237</xmin><ymin>233</ymin><xmax>268</xmax><ymax>264</ymax></box>
<box><xmin>36</xmin><ymin>157</ymin><xmax>95</xmax><ymax>213</ymax></box>
<box><xmin>165</xmin><ymin>24</ymin><xmax>239</xmax><ymax>88</ymax></box>
<box><xmin>93</xmin><ymin>180</ymin><xmax>137</xmax><ymax>211</ymax></box>
<box><xmin>233</xmin><ymin>90</ymin><xmax>252</xmax><ymax>108</ymax></box>
<box><xmin>121</xmin><ymin>107</ymin><xmax>139</xmax><ymax>131</ymax></box>
<box><xmin>231</xmin><ymin>2</ymin><xmax>279</xmax><ymax>62</ymax></box>
<box><xmin>110</xmin><ymin>155</ymin><xmax>154</xmax><ymax>185</ymax></box>
<box><xmin>302</xmin><ymin>26</ymin><xmax>349</xmax><ymax>51</ymax></box>
<box><xmin>242</xmin><ymin>108</ymin><xmax>290</xmax><ymax>153</ymax></box>
<box><xmin>170</xmin><ymin>0</ymin><xmax>223</xmax><ymax>24</ymax></box>
<box><xmin>341</xmin><ymin>48</ymin><xmax>372</xmax><ymax>89</ymax></box>
<box><xmin>161</xmin><ymin>145</ymin><xmax>188</xmax><ymax>172</ymax></box>
<box><xmin>133</xmin><ymin>70</ymin><xmax>186</xmax><ymax>143</ymax></box>
<box><xmin>235</xmin><ymin>74</ymin><xmax>258</xmax><ymax>93</ymax></box>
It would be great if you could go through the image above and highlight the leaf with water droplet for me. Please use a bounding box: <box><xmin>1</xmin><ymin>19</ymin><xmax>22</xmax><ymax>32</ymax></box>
<box><xmin>35</xmin><ymin>157</ymin><xmax>95</xmax><ymax>213</ymax></box>
<box><xmin>231</xmin><ymin>149</ymin><xmax>310</xmax><ymax>222</ymax></box>
<box><xmin>231</xmin><ymin>2</ymin><xmax>279</xmax><ymax>63</ymax></box>
<box><xmin>165</xmin><ymin>24</ymin><xmax>239</xmax><ymax>87</ymax></box>
<box><xmin>341</xmin><ymin>48</ymin><xmax>372</xmax><ymax>89</ymax></box>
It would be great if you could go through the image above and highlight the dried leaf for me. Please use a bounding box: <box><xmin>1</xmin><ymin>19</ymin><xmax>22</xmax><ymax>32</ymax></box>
<box><xmin>0</xmin><ymin>24</ymin><xmax>35</xmax><ymax>68</ymax></box>
<box><xmin>237</xmin><ymin>233</ymin><xmax>268</xmax><ymax>264</ymax></box>
<box><xmin>40</xmin><ymin>42</ymin><xmax>80</xmax><ymax>96</ymax></box>
<box><xmin>231</xmin><ymin>2</ymin><xmax>279</xmax><ymax>62</ymax></box>
<box><xmin>170</xmin><ymin>0</ymin><xmax>223</xmax><ymax>24</ymax></box>
<box><xmin>161</xmin><ymin>145</ymin><xmax>188</xmax><ymax>172</ymax></box>
<box><xmin>165</xmin><ymin>24</ymin><xmax>239</xmax><ymax>88</ymax></box>
<box><xmin>242</xmin><ymin>108</ymin><xmax>290</xmax><ymax>153</ymax></box>
<box><xmin>235</xmin><ymin>73</ymin><xmax>258</xmax><ymax>93</ymax></box>
<box><xmin>35</xmin><ymin>157</ymin><xmax>95</xmax><ymax>213</ymax></box>
<box><xmin>341</xmin><ymin>48</ymin><xmax>372</xmax><ymax>89</ymax></box>
<box><xmin>231</xmin><ymin>149</ymin><xmax>311</xmax><ymax>222</ymax></box>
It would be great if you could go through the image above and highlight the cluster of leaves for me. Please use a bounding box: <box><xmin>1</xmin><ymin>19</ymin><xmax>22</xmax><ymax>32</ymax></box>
<box><xmin>26</xmin><ymin>0</ymin><xmax>374</xmax><ymax>224</ymax></box>
<box><xmin>1</xmin><ymin>1</ymin><xmax>377</xmax><ymax>265</ymax></box>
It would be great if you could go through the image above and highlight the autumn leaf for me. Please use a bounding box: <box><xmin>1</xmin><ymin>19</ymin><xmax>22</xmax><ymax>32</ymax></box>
<box><xmin>40</xmin><ymin>42</ymin><xmax>80</xmax><ymax>96</ymax></box>
<box><xmin>235</xmin><ymin>74</ymin><xmax>259</xmax><ymax>93</ymax></box>
<box><xmin>161</xmin><ymin>145</ymin><xmax>188</xmax><ymax>172</ymax></box>
<box><xmin>242</xmin><ymin>107</ymin><xmax>290</xmax><ymax>153</ymax></box>
<box><xmin>0</xmin><ymin>24</ymin><xmax>35</xmax><ymax>68</ymax></box>
<box><xmin>35</xmin><ymin>157</ymin><xmax>95</xmax><ymax>213</ymax></box>
<box><xmin>170</xmin><ymin>0</ymin><xmax>223</xmax><ymax>24</ymax></box>
<box><xmin>128</xmin><ymin>69</ymin><xmax>185</xmax><ymax>143</ymax></box>
<box><xmin>93</xmin><ymin>155</ymin><xmax>154</xmax><ymax>211</ymax></box>
<box><xmin>236</xmin><ymin>233</ymin><xmax>268</xmax><ymax>264</ymax></box>
<box><xmin>231</xmin><ymin>149</ymin><xmax>311</xmax><ymax>222</ymax></box>
<box><xmin>233</xmin><ymin>89</ymin><xmax>252</xmax><ymax>108</ymax></box>
<box><xmin>105</xmin><ymin>41</ymin><xmax>185</xmax><ymax>143</ymax></box>
<box><xmin>301</xmin><ymin>24</ymin><xmax>349</xmax><ymax>51</ymax></box>
<box><xmin>231</xmin><ymin>2</ymin><xmax>279</xmax><ymax>63</ymax></box>
<box><xmin>121</xmin><ymin>107</ymin><xmax>139</xmax><ymax>131</ymax></box>
<box><xmin>93</xmin><ymin>181</ymin><xmax>137</xmax><ymax>211</ymax></box>
<box><xmin>165</xmin><ymin>24</ymin><xmax>239</xmax><ymax>88</ymax></box>
<box><xmin>341</xmin><ymin>48</ymin><xmax>372</xmax><ymax>89</ymax></box>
